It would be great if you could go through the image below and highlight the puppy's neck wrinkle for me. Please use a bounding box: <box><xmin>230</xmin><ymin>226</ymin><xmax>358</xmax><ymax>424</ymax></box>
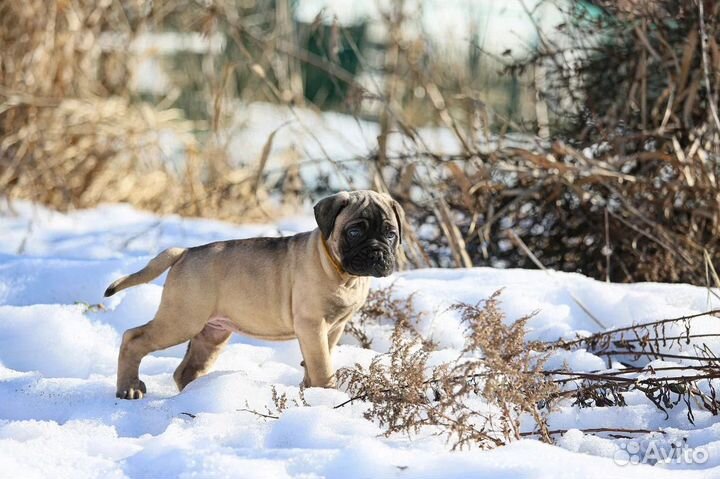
<box><xmin>321</xmin><ymin>235</ymin><xmax>345</xmax><ymax>276</ymax></box>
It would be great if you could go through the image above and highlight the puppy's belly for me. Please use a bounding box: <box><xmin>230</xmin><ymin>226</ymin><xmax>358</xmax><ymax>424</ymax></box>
<box><xmin>206</xmin><ymin>316</ymin><xmax>297</xmax><ymax>341</ymax></box>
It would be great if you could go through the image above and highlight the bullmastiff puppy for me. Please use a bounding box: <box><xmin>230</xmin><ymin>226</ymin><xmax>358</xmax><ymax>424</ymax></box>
<box><xmin>104</xmin><ymin>190</ymin><xmax>405</xmax><ymax>399</ymax></box>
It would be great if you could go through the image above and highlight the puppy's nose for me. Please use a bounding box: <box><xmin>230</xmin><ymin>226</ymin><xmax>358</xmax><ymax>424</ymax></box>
<box><xmin>369</xmin><ymin>250</ymin><xmax>384</xmax><ymax>262</ymax></box>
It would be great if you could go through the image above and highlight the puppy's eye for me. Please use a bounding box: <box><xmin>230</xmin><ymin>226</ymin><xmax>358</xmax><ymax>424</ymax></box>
<box><xmin>346</xmin><ymin>227</ymin><xmax>362</xmax><ymax>239</ymax></box>
<box><xmin>385</xmin><ymin>231</ymin><xmax>397</xmax><ymax>241</ymax></box>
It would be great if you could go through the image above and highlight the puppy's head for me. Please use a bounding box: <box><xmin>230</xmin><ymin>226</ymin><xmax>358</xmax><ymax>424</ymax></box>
<box><xmin>314</xmin><ymin>190</ymin><xmax>405</xmax><ymax>277</ymax></box>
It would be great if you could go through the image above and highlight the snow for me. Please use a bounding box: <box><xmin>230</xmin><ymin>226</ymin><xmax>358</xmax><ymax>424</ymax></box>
<box><xmin>1</xmin><ymin>201</ymin><xmax>719</xmax><ymax>478</ymax></box>
<box><xmin>294</xmin><ymin>0</ymin><xmax>568</xmax><ymax>60</ymax></box>
<box><xmin>218</xmin><ymin>101</ymin><xmax>538</xmax><ymax>198</ymax></box>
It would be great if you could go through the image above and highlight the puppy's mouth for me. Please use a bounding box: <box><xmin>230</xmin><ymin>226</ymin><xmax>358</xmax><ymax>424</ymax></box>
<box><xmin>343</xmin><ymin>247</ymin><xmax>395</xmax><ymax>277</ymax></box>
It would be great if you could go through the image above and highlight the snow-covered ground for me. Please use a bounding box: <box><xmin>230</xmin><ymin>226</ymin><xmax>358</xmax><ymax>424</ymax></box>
<box><xmin>1</xmin><ymin>201</ymin><xmax>719</xmax><ymax>478</ymax></box>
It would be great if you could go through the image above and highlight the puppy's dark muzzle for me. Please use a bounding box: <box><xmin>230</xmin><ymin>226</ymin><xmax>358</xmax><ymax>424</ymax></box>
<box><xmin>344</xmin><ymin>246</ymin><xmax>395</xmax><ymax>277</ymax></box>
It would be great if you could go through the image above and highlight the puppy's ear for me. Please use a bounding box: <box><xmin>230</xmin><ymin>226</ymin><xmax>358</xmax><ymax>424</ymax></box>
<box><xmin>314</xmin><ymin>192</ymin><xmax>350</xmax><ymax>239</ymax></box>
<box><xmin>390</xmin><ymin>198</ymin><xmax>405</xmax><ymax>245</ymax></box>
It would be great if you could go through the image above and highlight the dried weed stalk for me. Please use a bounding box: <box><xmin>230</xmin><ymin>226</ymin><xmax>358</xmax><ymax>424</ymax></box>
<box><xmin>549</xmin><ymin>309</ymin><xmax>720</xmax><ymax>363</ymax></box>
<box><xmin>346</xmin><ymin>283</ymin><xmax>436</xmax><ymax>351</ymax></box>
<box><xmin>237</xmin><ymin>285</ymin><xmax>719</xmax><ymax>448</ymax></box>
<box><xmin>338</xmin><ymin>291</ymin><xmax>556</xmax><ymax>449</ymax></box>
<box><xmin>339</xmin><ymin>286</ymin><xmax>720</xmax><ymax>445</ymax></box>
<box><xmin>237</xmin><ymin>385</ymin><xmax>308</xmax><ymax>420</ymax></box>
<box><xmin>555</xmin><ymin>368</ymin><xmax>720</xmax><ymax>425</ymax></box>
<box><xmin>545</xmin><ymin>309</ymin><xmax>720</xmax><ymax>424</ymax></box>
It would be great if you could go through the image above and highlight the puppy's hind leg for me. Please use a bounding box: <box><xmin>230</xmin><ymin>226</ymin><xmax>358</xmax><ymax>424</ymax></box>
<box><xmin>173</xmin><ymin>323</ymin><xmax>232</xmax><ymax>391</ymax></box>
<box><xmin>116</xmin><ymin>306</ymin><xmax>203</xmax><ymax>400</ymax></box>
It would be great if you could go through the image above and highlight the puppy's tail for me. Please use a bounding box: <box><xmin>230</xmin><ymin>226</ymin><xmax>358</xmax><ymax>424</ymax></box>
<box><xmin>104</xmin><ymin>247</ymin><xmax>188</xmax><ymax>297</ymax></box>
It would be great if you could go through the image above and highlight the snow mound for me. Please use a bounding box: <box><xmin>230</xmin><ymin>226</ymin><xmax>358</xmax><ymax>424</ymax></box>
<box><xmin>1</xmin><ymin>201</ymin><xmax>718</xmax><ymax>478</ymax></box>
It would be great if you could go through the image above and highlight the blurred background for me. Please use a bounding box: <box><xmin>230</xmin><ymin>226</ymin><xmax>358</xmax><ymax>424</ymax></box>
<box><xmin>1</xmin><ymin>0</ymin><xmax>719</xmax><ymax>285</ymax></box>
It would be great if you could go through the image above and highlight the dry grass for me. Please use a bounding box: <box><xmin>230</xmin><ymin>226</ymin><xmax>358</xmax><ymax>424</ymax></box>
<box><xmin>233</xmin><ymin>283</ymin><xmax>720</xmax><ymax>450</ymax></box>
<box><xmin>345</xmin><ymin>282</ymin><xmax>436</xmax><ymax>351</ymax></box>
<box><xmin>338</xmin><ymin>290</ymin><xmax>556</xmax><ymax>449</ymax></box>
<box><xmin>2</xmin><ymin>0</ymin><xmax>719</xmax><ymax>285</ymax></box>
<box><xmin>333</xmin><ymin>286</ymin><xmax>720</xmax><ymax>448</ymax></box>
<box><xmin>0</xmin><ymin>0</ymin><xmax>292</xmax><ymax>221</ymax></box>
<box><xmin>376</xmin><ymin>0</ymin><xmax>720</xmax><ymax>284</ymax></box>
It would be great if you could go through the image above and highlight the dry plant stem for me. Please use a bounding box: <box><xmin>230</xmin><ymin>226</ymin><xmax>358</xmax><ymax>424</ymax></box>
<box><xmin>236</xmin><ymin>408</ymin><xmax>279</xmax><ymax>420</ymax></box>
<box><xmin>697</xmin><ymin>0</ymin><xmax>720</xmax><ymax>133</ymax></box>
<box><xmin>334</xmin><ymin>364</ymin><xmax>720</xmax><ymax>409</ymax></box>
<box><xmin>519</xmin><ymin>427</ymin><xmax>666</xmax><ymax>438</ymax></box>
<box><xmin>173</xmin><ymin>285</ymin><xmax>720</xmax><ymax>451</ymax></box>
<box><xmin>594</xmin><ymin>351</ymin><xmax>720</xmax><ymax>362</ymax></box>
<box><xmin>549</xmin><ymin>309</ymin><xmax>720</xmax><ymax>350</ymax></box>
<box><xmin>436</xmin><ymin>199</ymin><xmax>473</xmax><ymax>268</ymax></box>
<box><xmin>610</xmin><ymin>333</ymin><xmax>720</xmax><ymax>343</ymax></box>
<box><xmin>552</xmin><ymin>371</ymin><xmax>720</xmax><ymax>386</ymax></box>
<box><xmin>337</xmin><ymin>291</ymin><xmax>556</xmax><ymax>449</ymax></box>
<box><xmin>334</xmin><ymin>285</ymin><xmax>720</xmax><ymax>445</ymax></box>
<box><xmin>549</xmin><ymin>364</ymin><xmax>719</xmax><ymax>380</ymax></box>
<box><xmin>344</xmin><ymin>282</ymin><xmax>436</xmax><ymax>351</ymax></box>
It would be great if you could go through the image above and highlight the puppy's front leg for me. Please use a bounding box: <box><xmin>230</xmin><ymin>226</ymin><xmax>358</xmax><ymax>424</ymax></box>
<box><xmin>296</xmin><ymin>319</ymin><xmax>336</xmax><ymax>388</ymax></box>
<box><xmin>327</xmin><ymin>312</ymin><xmax>353</xmax><ymax>352</ymax></box>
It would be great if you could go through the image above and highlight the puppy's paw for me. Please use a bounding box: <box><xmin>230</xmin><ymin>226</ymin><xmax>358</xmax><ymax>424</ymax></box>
<box><xmin>301</xmin><ymin>376</ymin><xmax>337</xmax><ymax>389</ymax></box>
<box><xmin>116</xmin><ymin>380</ymin><xmax>147</xmax><ymax>400</ymax></box>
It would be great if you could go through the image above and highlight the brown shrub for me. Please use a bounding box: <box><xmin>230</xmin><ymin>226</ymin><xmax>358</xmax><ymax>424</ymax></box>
<box><xmin>375</xmin><ymin>0</ymin><xmax>720</xmax><ymax>285</ymax></box>
<box><xmin>338</xmin><ymin>291</ymin><xmax>556</xmax><ymax>449</ymax></box>
<box><xmin>0</xmin><ymin>0</ymin><xmax>288</xmax><ymax>221</ymax></box>
<box><xmin>346</xmin><ymin>282</ymin><xmax>436</xmax><ymax>351</ymax></box>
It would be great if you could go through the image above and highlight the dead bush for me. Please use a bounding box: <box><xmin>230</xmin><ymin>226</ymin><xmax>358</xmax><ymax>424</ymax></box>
<box><xmin>346</xmin><ymin>282</ymin><xmax>436</xmax><ymax>351</ymax></box>
<box><xmin>3</xmin><ymin>0</ymin><xmax>718</xmax><ymax>286</ymax></box>
<box><xmin>338</xmin><ymin>291</ymin><xmax>556</xmax><ymax>449</ymax></box>
<box><xmin>336</xmin><ymin>287</ymin><xmax>720</xmax><ymax>446</ymax></box>
<box><xmin>0</xmin><ymin>0</ymin><xmax>293</xmax><ymax>221</ymax></box>
<box><xmin>229</xmin><ymin>286</ymin><xmax>720</xmax><ymax>448</ymax></box>
<box><xmin>371</xmin><ymin>0</ymin><xmax>720</xmax><ymax>285</ymax></box>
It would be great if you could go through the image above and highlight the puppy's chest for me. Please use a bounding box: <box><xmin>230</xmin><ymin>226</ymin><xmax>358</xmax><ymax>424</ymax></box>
<box><xmin>323</xmin><ymin>280</ymin><xmax>370</xmax><ymax>320</ymax></box>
